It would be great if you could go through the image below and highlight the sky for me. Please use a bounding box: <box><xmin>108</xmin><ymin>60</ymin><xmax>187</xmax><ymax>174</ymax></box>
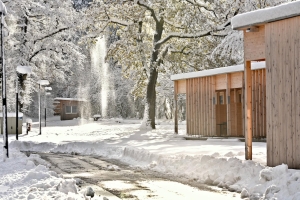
<box><xmin>0</xmin><ymin>116</ymin><xmax>300</xmax><ymax>199</ymax></box>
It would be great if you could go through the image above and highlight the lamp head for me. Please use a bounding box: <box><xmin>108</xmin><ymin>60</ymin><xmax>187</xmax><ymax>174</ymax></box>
<box><xmin>45</xmin><ymin>87</ymin><xmax>52</xmax><ymax>91</ymax></box>
<box><xmin>0</xmin><ymin>1</ymin><xmax>7</xmax><ymax>16</ymax></box>
<box><xmin>38</xmin><ymin>80</ymin><xmax>49</xmax><ymax>86</ymax></box>
<box><xmin>16</xmin><ymin>66</ymin><xmax>32</xmax><ymax>75</ymax></box>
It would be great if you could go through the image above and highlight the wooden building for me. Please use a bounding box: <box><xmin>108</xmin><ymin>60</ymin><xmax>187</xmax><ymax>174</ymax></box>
<box><xmin>54</xmin><ymin>98</ymin><xmax>87</xmax><ymax>120</ymax></box>
<box><xmin>231</xmin><ymin>1</ymin><xmax>300</xmax><ymax>168</ymax></box>
<box><xmin>171</xmin><ymin>62</ymin><xmax>266</xmax><ymax>138</ymax></box>
<box><xmin>53</xmin><ymin>100</ymin><xmax>61</xmax><ymax>115</ymax></box>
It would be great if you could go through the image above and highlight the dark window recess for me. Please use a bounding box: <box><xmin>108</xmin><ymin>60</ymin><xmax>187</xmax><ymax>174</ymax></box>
<box><xmin>66</xmin><ymin>106</ymin><xmax>72</xmax><ymax>113</ymax></box>
<box><xmin>65</xmin><ymin>106</ymin><xmax>77</xmax><ymax>114</ymax></box>
<box><xmin>219</xmin><ymin>96</ymin><xmax>223</xmax><ymax>104</ymax></box>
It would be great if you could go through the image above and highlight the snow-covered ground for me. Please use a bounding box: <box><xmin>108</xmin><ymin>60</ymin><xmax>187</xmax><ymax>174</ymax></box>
<box><xmin>1</xmin><ymin>116</ymin><xmax>300</xmax><ymax>199</ymax></box>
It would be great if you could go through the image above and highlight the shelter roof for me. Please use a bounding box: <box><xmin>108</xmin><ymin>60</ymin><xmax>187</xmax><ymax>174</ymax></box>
<box><xmin>0</xmin><ymin>113</ymin><xmax>23</xmax><ymax>117</ymax></box>
<box><xmin>54</xmin><ymin>98</ymin><xmax>87</xmax><ymax>102</ymax></box>
<box><xmin>231</xmin><ymin>1</ymin><xmax>300</xmax><ymax>30</ymax></box>
<box><xmin>171</xmin><ymin>61</ymin><xmax>265</xmax><ymax>81</ymax></box>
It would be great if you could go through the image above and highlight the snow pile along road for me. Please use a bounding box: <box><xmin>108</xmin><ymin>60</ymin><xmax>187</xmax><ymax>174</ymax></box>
<box><xmin>0</xmin><ymin>148</ymin><xmax>88</xmax><ymax>199</ymax></box>
<box><xmin>2</xmin><ymin>117</ymin><xmax>300</xmax><ymax>199</ymax></box>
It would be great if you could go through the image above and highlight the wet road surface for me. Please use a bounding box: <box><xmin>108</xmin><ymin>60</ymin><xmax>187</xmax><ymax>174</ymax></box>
<box><xmin>27</xmin><ymin>152</ymin><xmax>240</xmax><ymax>200</ymax></box>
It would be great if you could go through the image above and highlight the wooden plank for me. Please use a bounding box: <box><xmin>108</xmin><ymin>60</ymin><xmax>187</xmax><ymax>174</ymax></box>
<box><xmin>275</xmin><ymin>21</ymin><xmax>281</xmax><ymax>166</ymax></box>
<box><xmin>212</xmin><ymin>77</ymin><xmax>216</xmax><ymax>136</ymax></box>
<box><xmin>204</xmin><ymin>77</ymin><xmax>208</xmax><ymax>135</ymax></box>
<box><xmin>256</xmin><ymin>70</ymin><xmax>260</xmax><ymax>137</ymax></box>
<box><xmin>244</xmin><ymin>61</ymin><xmax>252</xmax><ymax>160</ymax></box>
<box><xmin>198</xmin><ymin>78</ymin><xmax>201</xmax><ymax>135</ymax></box>
<box><xmin>200</xmin><ymin>78</ymin><xmax>203</xmax><ymax>135</ymax></box>
<box><xmin>196</xmin><ymin>78</ymin><xmax>199</xmax><ymax>135</ymax></box>
<box><xmin>186</xmin><ymin>79</ymin><xmax>190</xmax><ymax>135</ymax></box>
<box><xmin>231</xmin><ymin>72</ymin><xmax>243</xmax><ymax>88</ymax></box>
<box><xmin>295</xmin><ymin>17</ymin><xmax>300</xmax><ymax>168</ymax></box>
<box><xmin>265</xmin><ymin>23</ymin><xmax>273</xmax><ymax>166</ymax></box>
<box><xmin>192</xmin><ymin>78</ymin><xmax>195</xmax><ymax>135</ymax></box>
<box><xmin>262</xmin><ymin>69</ymin><xmax>266</xmax><ymax>137</ymax></box>
<box><xmin>226</xmin><ymin>74</ymin><xmax>231</xmax><ymax>136</ymax></box>
<box><xmin>177</xmin><ymin>80</ymin><xmax>186</xmax><ymax>94</ymax></box>
<box><xmin>278</xmin><ymin>21</ymin><xmax>285</xmax><ymax>165</ymax></box>
<box><xmin>215</xmin><ymin>74</ymin><xmax>227</xmax><ymax>90</ymax></box>
<box><xmin>234</xmin><ymin>89</ymin><xmax>238</xmax><ymax>136</ymax></box>
<box><xmin>189</xmin><ymin>79</ymin><xmax>192</xmax><ymax>135</ymax></box>
<box><xmin>286</xmin><ymin>19</ymin><xmax>293</xmax><ymax>167</ymax></box>
<box><xmin>174</xmin><ymin>81</ymin><xmax>178</xmax><ymax>134</ymax></box>
<box><xmin>257</xmin><ymin>70</ymin><xmax>262</xmax><ymax>137</ymax></box>
<box><xmin>193</xmin><ymin>78</ymin><xmax>197</xmax><ymax>135</ymax></box>
<box><xmin>208</xmin><ymin>77</ymin><xmax>212</xmax><ymax>136</ymax></box>
<box><xmin>252</xmin><ymin>71</ymin><xmax>256</xmax><ymax>138</ymax></box>
<box><xmin>244</xmin><ymin>26</ymin><xmax>266</xmax><ymax>61</ymax></box>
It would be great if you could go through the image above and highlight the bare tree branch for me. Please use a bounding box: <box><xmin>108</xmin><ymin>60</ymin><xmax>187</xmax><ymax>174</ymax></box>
<box><xmin>34</xmin><ymin>27</ymin><xmax>69</xmax><ymax>44</ymax></box>
<box><xmin>164</xmin><ymin>19</ymin><xmax>185</xmax><ymax>29</ymax></box>
<box><xmin>156</xmin><ymin>30</ymin><xmax>211</xmax><ymax>47</ymax></box>
<box><xmin>29</xmin><ymin>48</ymin><xmax>59</xmax><ymax>62</ymax></box>
<box><xmin>185</xmin><ymin>0</ymin><xmax>217</xmax><ymax>18</ymax></box>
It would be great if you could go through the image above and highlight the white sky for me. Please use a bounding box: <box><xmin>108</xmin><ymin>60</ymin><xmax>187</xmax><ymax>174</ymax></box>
<box><xmin>0</xmin><ymin>116</ymin><xmax>299</xmax><ymax>199</ymax></box>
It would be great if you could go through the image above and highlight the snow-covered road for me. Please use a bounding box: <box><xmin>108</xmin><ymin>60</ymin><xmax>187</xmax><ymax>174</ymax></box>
<box><xmin>1</xmin><ymin>116</ymin><xmax>300</xmax><ymax>199</ymax></box>
<box><xmin>31</xmin><ymin>152</ymin><xmax>240</xmax><ymax>200</ymax></box>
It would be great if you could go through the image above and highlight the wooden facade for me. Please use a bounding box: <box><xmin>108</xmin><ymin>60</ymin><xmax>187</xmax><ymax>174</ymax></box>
<box><xmin>265</xmin><ymin>16</ymin><xmax>300</xmax><ymax>168</ymax></box>
<box><xmin>172</xmin><ymin>64</ymin><xmax>266</xmax><ymax>138</ymax></box>
<box><xmin>232</xmin><ymin>2</ymin><xmax>300</xmax><ymax>168</ymax></box>
<box><xmin>54</xmin><ymin>98</ymin><xmax>86</xmax><ymax>121</ymax></box>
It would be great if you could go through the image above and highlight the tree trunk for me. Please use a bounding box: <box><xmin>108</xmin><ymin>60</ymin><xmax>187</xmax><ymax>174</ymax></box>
<box><xmin>143</xmin><ymin>66</ymin><xmax>158</xmax><ymax>129</ymax></box>
<box><xmin>141</xmin><ymin>14</ymin><xmax>164</xmax><ymax>129</ymax></box>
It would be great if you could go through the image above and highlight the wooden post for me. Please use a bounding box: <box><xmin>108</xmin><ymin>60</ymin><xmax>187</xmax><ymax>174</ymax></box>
<box><xmin>233</xmin><ymin>88</ymin><xmax>237</xmax><ymax>136</ymax></box>
<box><xmin>174</xmin><ymin>81</ymin><xmax>178</xmax><ymax>134</ymax></box>
<box><xmin>244</xmin><ymin>61</ymin><xmax>252</xmax><ymax>160</ymax></box>
<box><xmin>226</xmin><ymin>74</ymin><xmax>231</xmax><ymax>136</ymax></box>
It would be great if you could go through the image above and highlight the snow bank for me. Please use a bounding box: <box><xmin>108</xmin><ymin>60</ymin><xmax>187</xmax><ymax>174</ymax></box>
<box><xmin>121</xmin><ymin>146</ymin><xmax>300</xmax><ymax>199</ymax></box>
<box><xmin>232</xmin><ymin>1</ymin><xmax>300</xmax><ymax>29</ymax></box>
<box><xmin>0</xmin><ymin>148</ymin><xmax>86</xmax><ymax>200</ymax></box>
<box><xmin>5</xmin><ymin>118</ymin><xmax>300</xmax><ymax>199</ymax></box>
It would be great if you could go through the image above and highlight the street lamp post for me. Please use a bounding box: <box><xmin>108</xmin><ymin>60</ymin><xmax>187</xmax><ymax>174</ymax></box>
<box><xmin>16</xmin><ymin>66</ymin><xmax>31</xmax><ymax>140</ymax></box>
<box><xmin>44</xmin><ymin>87</ymin><xmax>52</xmax><ymax>127</ymax></box>
<box><xmin>38</xmin><ymin>80</ymin><xmax>49</xmax><ymax>135</ymax></box>
<box><xmin>1</xmin><ymin>1</ymin><xmax>8</xmax><ymax>159</ymax></box>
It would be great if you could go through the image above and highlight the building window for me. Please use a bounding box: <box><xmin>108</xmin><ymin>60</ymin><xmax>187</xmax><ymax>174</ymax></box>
<box><xmin>66</xmin><ymin>106</ymin><xmax>77</xmax><ymax>114</ymax></box>
<box><xmin>219</xmin><ymin>95</ymin><xmax>224</xmax><ymax>104</ymax></box>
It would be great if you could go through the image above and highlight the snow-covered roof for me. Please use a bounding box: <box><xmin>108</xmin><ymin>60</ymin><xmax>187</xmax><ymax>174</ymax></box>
<box><xmin>232</xmin><ymin>1</ymin><xmax>300</xmax><ymax>30</ymax></box>
<box><xmin>54</xmin><ymin>97</ymin><xmax>87</xmax><ymax>102</ymax></box>
<box><xmin>0</xmin><ymin>113</ymin><xmax>23</xmax><ymax>117</ymax></box>
<box><xmin>171</xmin><ymin>61</ymin><xmax>265</xmax><ymax>81</ymax></box>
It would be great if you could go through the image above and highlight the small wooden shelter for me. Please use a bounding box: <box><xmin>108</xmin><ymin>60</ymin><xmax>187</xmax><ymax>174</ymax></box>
<box><xmin>172</xmin><ymin>62</ymin><xmax>266</xmax><ymax>138</ymax></box>
<box><xmin>231</xmin><ymin>1</ymin><xmax>300</xmax><ymax>168</ymax></box>
<box><xmin>54</xmin><ymin>98</ymin><xmax>87</xmax><ymax>120</ymax></box>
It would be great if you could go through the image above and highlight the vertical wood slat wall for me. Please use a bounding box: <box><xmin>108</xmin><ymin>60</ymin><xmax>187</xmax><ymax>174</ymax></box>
<box><xmin>265</xmin><ymin>16</ymin><xmax>300</xmax><ymax>168</ymax></box>
<box><xmin>251</xmin><ymin>69</ymin><xmax>266</xmax><ymax>138</ymax></box>
<box><xmin>185</xmin><ymin>69</ymin><xmax>266</xmax><ymax>137</ymax></box>
<box><xmin>186</xmin><ymin>77</ymin><xmax>216</xmax><ymax>136</ymax></box>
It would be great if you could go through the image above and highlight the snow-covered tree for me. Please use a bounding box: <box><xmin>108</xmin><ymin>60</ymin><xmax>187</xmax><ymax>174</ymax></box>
<box><xmin>82</xmin><ymin>0</ymin><xmax>295</xmax><ymax>129</ymax></box>
<box><xmin>2</xmin><ymin>0</ymin><xmax>85</xmax><ymax>115</ymax></box>
<box><xmin>82</xmin><ymin>0</ymin><xmax>239</xmax><ymax>128</ymax></box>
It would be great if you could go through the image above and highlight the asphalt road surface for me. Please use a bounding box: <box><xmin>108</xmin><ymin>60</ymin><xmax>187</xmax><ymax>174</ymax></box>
<box><xmin>27</xmin><ymin>152</ymin><xmax>241</xmax><ymax>200</ymax></box>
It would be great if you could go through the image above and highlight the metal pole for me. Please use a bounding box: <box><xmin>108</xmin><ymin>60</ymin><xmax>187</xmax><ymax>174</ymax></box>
<box><xmin>16</xmin><ymin>75</ymin><xmax>18</xmax><ymax>140</ymax></box>
<box><xmin>45</xmin><ymin>108</ymin><xmax>46</xmax><ymax>127</ymax></box>
<box><xmin>39</xmin><ymin>84</ymin><xmax>41</xmax><ymax>135</ymax></box>
<box><xmin>1</xmin><ymin>12</ymin><xmax>8</xmax><ymax>159</ymax></box>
